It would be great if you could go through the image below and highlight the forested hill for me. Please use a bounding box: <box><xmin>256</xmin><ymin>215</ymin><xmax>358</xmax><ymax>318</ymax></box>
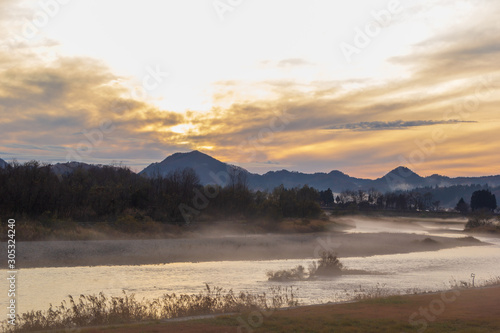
<box><xmin>139</xmin><ymin>151</ymin><xmax>500</xmax><ymax>193</ymax></box>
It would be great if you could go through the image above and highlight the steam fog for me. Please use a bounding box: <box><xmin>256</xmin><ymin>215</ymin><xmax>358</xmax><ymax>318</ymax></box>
<box><xmin>16</xmin><ymin>217</ymin><xmax>480</xmax><ymax>268</ymax></box>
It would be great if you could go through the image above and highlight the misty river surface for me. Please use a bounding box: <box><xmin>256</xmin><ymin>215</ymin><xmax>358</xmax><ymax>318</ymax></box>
<box><xmin>2</xmin><ymin>220</ymin><xmax>500</xmax><ymax>314</ymax></box>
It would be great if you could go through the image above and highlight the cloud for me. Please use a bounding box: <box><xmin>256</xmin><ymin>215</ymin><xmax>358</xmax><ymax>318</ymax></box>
<box><xmin>325</xmin><ymin>120</ymin><xmax>477</xmax><ymax>131</ymax></box>
<box><xmin>0</xmin><ymin>49</ymin><xmax>186</xmax><ymax>164</ymax></box>
<box><xmin>0</xmin><ymin>0</ymin><xmax>499</xmax><ymax>177</ymax></box>
<box><xmin>390</xmin><ymin>2</ymin><xmax>500</xmax><ymax>87</ymax></box>
<box><xmin>259</xmin><ymin>58</ymin><xmax>312</xmax><ymax>69</ymax></box>
<box><xmin>175</xmin><ymin>62</ymin><xmax>496</xmax><ymax>171</ymax></box>
<box><xmin>277</xmin><ymin>58</ymin><xmax>311</xmax><ymax>67</ymax></box>
<box><xmin>3</xmin><ymin>143</ymin><xmax>68</xmax><ymax>152</ymax></box>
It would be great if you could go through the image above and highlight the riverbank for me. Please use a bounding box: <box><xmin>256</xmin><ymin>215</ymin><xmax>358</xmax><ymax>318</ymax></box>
<box><xmin>74</xmin><ymin>285</ymin><xmax>500</xmax><ymax>332</ymax></box>
<box><xmin>0</xmin><ymin>212</ymin><xmax>469</xmax><ymax>242</ymax></box>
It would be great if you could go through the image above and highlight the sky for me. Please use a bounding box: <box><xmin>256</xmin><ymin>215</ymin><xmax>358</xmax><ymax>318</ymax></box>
<box><xmin>0</xmin><ymin>0</ymin><xmax>499</xmax><ymax>178</ymax></box>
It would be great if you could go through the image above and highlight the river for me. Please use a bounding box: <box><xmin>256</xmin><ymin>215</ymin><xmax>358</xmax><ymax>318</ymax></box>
<box><xmin>1</xmin><ymin>218</ymin><xmax>499</xmax><ymax>314</ymax></box>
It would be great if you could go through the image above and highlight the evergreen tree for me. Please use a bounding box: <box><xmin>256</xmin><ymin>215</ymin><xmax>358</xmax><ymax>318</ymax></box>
<box><xmin>455</xmin><ymin>197</ymin><xmax>469</xmax><ymax>215</ymax></box>
<box><xmin>470</xmin><ymin>190</ymin><xmax>497</xmax><ymax>212</ymax></box>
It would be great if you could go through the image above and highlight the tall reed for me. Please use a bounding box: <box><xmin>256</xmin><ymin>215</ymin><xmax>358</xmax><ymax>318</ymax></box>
<box><xmin>1</xmin><ymin>284</ymin><xmax>298</xmax><ymax>332</ymax></box>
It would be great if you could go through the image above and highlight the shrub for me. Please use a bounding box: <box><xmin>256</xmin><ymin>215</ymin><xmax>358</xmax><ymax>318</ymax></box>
<box><xmin>267</xmin><ymin>252</ymin><xmax>344</xmax><ymax>281</ymax></box>
<box><xmin>465</xmin><ymin>209</ymin><xmax>494</xmax><ymax>229</ymax></box>
<box><xmin>309</xmin><ymin>251</ymin><xmax>343</xmax><ymax>276</ymax></box>
<box><xmin>267</xmin><ymin>265</ymin><xmax>307</xmax><ymax>281</ymax></box>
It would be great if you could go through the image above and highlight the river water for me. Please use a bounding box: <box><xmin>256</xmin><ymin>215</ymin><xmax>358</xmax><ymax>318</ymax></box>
<box><xmin>2</xmin><ymin>219</ymin><xmax>500</xmax><ymax>314</ymax></box>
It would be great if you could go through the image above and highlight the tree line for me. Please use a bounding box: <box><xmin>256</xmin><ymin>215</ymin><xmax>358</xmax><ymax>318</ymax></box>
<box><xmin>319</xmin><ymin>185</ymin><xmax>499</xmax><ymax>213</ymax></box>
<box><xmin>318</xmin><ymin>188</ymin><xmax>439</xmax><ymax>211</ymax></box>
<box><xmin>0</xmin><ymin>161</ymin><xmax>323</xmax><ymax>227</ymax></box>
<box><xmin>0</xmin><ymin>161</ymin><xmax>497</xmax><ymax>231</ymax></box>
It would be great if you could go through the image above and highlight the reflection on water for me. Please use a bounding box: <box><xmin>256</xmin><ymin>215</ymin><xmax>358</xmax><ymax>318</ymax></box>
<box><xmin>1</xmin><ymin>219</ymin><xmax>499</xmax><ymax>314</ymax></box>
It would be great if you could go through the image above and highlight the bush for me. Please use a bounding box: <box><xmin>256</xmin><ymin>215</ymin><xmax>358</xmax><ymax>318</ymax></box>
<box><xmin>267</xmin><ymin>265</ymin><xmax>307</xmax><ymax>281</ymax></box>
<box><xmin>309</xmin><ymin>251</ymin><xmax>343</xmax><ymax>276</ymax></box>
<box><xmin>267</xmin><ymin>252</ymin><xmax>344</xmax><ymax>281</ymax></box>
<box><xmin>465</xmin><ymin>209</ymin><xmax>494</xmax><ymax>229</ymax></box>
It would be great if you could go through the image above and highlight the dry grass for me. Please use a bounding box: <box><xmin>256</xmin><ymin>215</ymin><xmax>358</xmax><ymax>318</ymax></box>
<box><xmin>351</xmin><ymin>275</ymin><xmax>500</xmax><ymax>301</ymax></box>
<box><xmin>349</xmin><ymin>283</ymin><xmax>394</xmax><ymax>300</ymax></box>
<box><xmin>0</xmin><ymin>285</ymin><xmax>298</xmax><ymax>332</ymax></box>
<box><xmin>482</xmin><ymin>276</ymin><xmax>500</xmax><ymax>286</ymax></box>
<box><xmin>277</xmin><ymin>218</ymin><xmax>329</xmax><ymax>233</ymax></box>
<box><xmin>0</xmin><ymin>217</ymin><xmax>186</xmax><ymax>241</ymax></box>
<box><xmin>449</xmin><ymin>275</ymin><xmax>500</xmax><ymax>289</ymax></box>
<box><xmin>67</xmin><ymin>284</ymin><xmax>500</xmax><ymax>332</ymax></box>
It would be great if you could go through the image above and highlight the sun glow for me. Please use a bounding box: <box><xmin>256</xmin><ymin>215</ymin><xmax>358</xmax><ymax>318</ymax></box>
<box><xmin>170</xmin><ymin>124</ymin><xmax>197</xmax><ymax>135</ymax></box>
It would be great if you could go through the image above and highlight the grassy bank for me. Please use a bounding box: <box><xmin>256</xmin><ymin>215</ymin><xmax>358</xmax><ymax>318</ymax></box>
<box><xmin>5</xmin><ymin>278</ymin><xmax>499</xmax><ymax>332</ymax></box>
<box><xmin>0</xmin><ymin>216</ymin><xmax>333</xmax><ymax>241</ymax></box>
<box><xmin>1</xmin><ymin>209</ymin><xmax>472</xmax><ymax>242</ymax></box>
<box><xmin>73</xmin><ymin>285</ymin><xmax>500</xmax><ymax>333</ymax></box>
<box><xmin>0</xmin><ymin>285</ymin><xmax>298</xmax><ymax>332</ymax></box>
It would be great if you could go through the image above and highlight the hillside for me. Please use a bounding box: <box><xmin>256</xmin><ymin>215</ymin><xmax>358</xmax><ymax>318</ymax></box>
<box><xmin>139</xmin><ymin>150</ymin><xmax>245</xmax><ymax>185</ymax></box>
<box><xmin>139</xmin><ymin>151</ymin><xmax>500</xmax><ymax>193</ymax></box>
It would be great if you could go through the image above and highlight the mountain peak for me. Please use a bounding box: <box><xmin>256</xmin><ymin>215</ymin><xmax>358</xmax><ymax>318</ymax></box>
<box><xmin>141</xmin><ymin>150</ymin><xmax>241</xmax><ymax>184</ymax></box>
<box><xmin>428</xmin><ymin>173</ymin><xmax>449</xmax><ymax>179</ymax></box>
<box><xmin>377</xmin><ymin>166</ymin><xmax>424</xmax><ymax>191</ymax></box>
<box><xmin>386</xmin><ymin>166</ymin><xmax>420</xmax><ymax>178</ymax></box>
<box><xmin>160</xmin><ymin>150</ymin><xmax>213</xmax><ymax>163</ymax></box>
<box><xmin>180</xmin><ymin>150</ymin><xmax>204</xmax><ymax>156</ymax></box>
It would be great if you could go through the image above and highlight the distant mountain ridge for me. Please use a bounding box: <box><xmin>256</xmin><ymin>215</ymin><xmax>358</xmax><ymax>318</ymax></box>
<box><xmin>139</xmin><ymin>151</ymin><xmax>500</xmax><ymax>193</ymax></box>
<box><xmin>50</xmin><ymin>161</ymin><xmax>101</xmax><ymax>176</ymax></box>
<box><xmin>3</xmin><ymin>152</ymin><xmax>499</xmax><ymax>197</ymax></box>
